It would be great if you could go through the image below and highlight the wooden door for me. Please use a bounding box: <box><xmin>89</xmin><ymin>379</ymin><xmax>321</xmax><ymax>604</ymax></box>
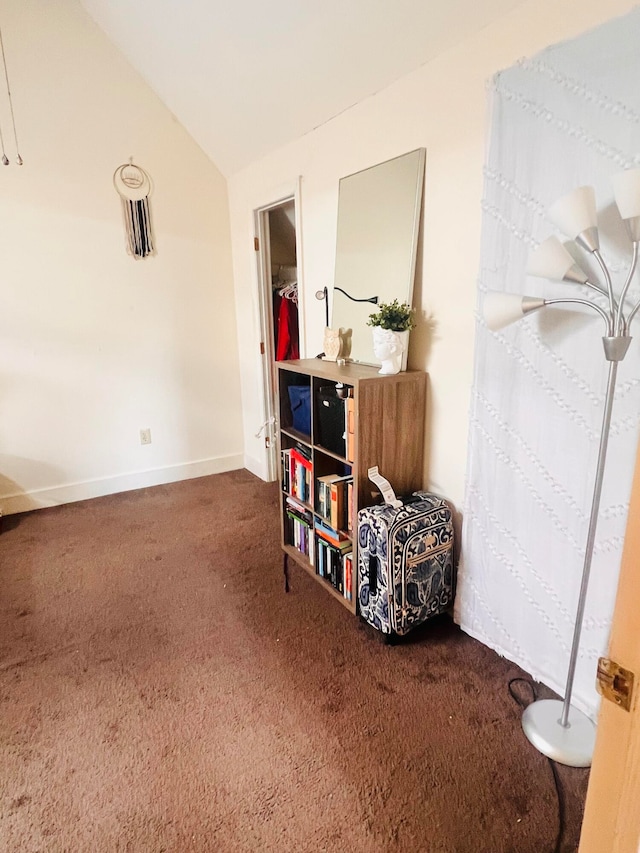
<box><xmin>579</xmin><ymin>433</ymin><xmax>640</xmax><ymax>852</ymax></box>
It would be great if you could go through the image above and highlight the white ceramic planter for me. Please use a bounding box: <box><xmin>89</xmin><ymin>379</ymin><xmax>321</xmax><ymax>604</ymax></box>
<box><xmin>372</xmin><ymin>327</ymin><xmax>409</xmax><ymax>375</ymax></box>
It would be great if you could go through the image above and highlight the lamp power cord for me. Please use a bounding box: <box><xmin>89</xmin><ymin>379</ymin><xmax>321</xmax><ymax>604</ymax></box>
<box><xmin>508</xmin><ymin>678</ymin><xmax>566</xmax><ymax>853</ymax></box>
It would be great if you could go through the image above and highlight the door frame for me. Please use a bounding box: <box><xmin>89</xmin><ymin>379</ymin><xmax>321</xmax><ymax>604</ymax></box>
<box><xmin>579</xmin><ymin>431</ymin><xmax>640</xmax><ymax>851</ymax></box>
<box><xmin>253</xmin><ymin>177</ymin><xmax>305</xmax><ymax>482</ymax></box>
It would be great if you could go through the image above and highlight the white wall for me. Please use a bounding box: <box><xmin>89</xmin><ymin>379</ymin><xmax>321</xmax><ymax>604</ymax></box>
<box><xmin>456</xmin><ymin>9</ymin><xmax>640</xmax><ymax>717</ymax></box>
<box><xmin>228</xmin><ymin>0</ymin><xmax>638</xmax><ymax>504</ymax></box>
<box><xmin>0</xmin><ymin>0</ymin><xmax>243</xmax><ymax>513</ymax></box>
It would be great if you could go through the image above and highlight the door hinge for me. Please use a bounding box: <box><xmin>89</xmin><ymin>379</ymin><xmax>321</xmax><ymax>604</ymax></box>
<box><xmin>596</xmin><ymin>657</ymin><xmax>635</xmax><ymax>712</ymax></box>
<box><xmin>260</xmin><ymin>341</ymin><xmax>265</xmax><ymax>355</ymax></box>
<box><xmin>265</xmin><ymin>436</ymin><xmax>271</xmax><ymax>448</ymax></box>
<box><xmin>254</xmin><ymin>236</ymin><xmax>259</xmax><ymax>251</ymax></box>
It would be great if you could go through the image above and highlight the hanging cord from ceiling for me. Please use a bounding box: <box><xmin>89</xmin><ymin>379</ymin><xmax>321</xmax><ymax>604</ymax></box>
<box><xmin>0</xmin><ymin>24</ymin><xmax>22</xmax><ymax>165</ymax></box>
<box><xmin>508</xmin><ymin>678</ymin><xmax>566</xmax><ymax>853</ymax></box>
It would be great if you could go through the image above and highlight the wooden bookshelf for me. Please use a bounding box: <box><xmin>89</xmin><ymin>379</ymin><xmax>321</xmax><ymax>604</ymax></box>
<box><xmin>276</xmin><ymin>358</ymin><xmax>426</xmax><ymax>614</ymax></box>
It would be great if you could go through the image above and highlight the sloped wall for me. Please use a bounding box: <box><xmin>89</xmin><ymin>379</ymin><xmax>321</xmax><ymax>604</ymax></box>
<box><xmin>0</xmin><ymin>0</ymin><xmax>243</xmax><ymax>512</ymax></box>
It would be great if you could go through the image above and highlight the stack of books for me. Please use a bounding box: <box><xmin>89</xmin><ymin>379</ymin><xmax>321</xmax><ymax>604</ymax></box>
<box><xmin>315</xmin><ymin>473</ymin><xmax>353</xmax><ymax>532</ymax></box>
<box><xmin>285</xmin><ymin>496</ymin><xmax>314</xmax><ymax>562</ymax></box>
<box><xmin>281</xmin><ymin>443</ymin><xmax>312</xmax><ymax>505</ymax></box>
<box><xmin>314</xmin><ymin>518</ymin><xmax>353</xmax><ymax>601</ymax></box>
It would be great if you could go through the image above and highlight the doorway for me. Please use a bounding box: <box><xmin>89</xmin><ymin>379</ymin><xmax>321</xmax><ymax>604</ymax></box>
<box><xmin>254</xmin><ymin>191</ymin><xmax>303</xmax><ymax>481</ymax></box>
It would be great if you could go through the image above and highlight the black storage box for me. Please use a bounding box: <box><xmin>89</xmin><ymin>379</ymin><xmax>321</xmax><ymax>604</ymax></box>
<box><xmin>316</xmin><ymin>387</ymin><xmax>346</xmax><ymax>457</ymax></box>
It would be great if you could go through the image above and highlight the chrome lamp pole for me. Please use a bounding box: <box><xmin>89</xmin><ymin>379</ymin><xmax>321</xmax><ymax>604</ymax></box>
<box><xmin>483</xmin><ymin>169</ymin><xmax>640</xmax><ymax>767</ymax></box>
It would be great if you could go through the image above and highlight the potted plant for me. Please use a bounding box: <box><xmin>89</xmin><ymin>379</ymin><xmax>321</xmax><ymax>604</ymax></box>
<box><xmin>366</xmin><ymin>299</ymin><xmax>416</xmax><ymax>332</ymax></box>
<box><xmin>366</xmin><ymin>300</ymin><xmax>416</xmax><ymax>375</ymax></box>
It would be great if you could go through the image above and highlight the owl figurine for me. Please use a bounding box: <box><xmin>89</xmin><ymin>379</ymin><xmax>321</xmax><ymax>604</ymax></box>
<box><xmin>323</xmin><ymin>327</ymin><xmax>342</xmax><ymax>361</ymax></box>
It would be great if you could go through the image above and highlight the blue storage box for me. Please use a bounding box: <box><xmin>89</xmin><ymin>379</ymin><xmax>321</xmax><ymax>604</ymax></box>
<box><xmin>288</xmin><ymin>385</ymin><xmax>311</xmax><ymax>435</ymax></box>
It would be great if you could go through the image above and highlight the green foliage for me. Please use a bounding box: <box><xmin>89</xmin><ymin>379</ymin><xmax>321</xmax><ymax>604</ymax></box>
<box><xmin>366</xmin><ymin>299</ymin><xmax>416</xmax><ymax>331</ymax></box>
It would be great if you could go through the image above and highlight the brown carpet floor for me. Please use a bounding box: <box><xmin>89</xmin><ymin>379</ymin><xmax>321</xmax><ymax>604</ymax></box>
<box><xmin>0</xmin><ymin>470</ymin><xmax>588</xmax><ymax>852</ymax></box>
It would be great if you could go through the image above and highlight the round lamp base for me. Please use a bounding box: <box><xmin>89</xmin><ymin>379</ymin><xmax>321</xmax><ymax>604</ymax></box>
<box><xmin>522</xmin><ymin>699</ymin><xmax>596</xmax><ymax>767</ymax></box>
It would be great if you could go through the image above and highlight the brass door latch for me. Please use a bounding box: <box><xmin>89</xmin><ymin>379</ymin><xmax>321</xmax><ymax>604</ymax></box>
<box><xmin>596</xmin><ymin>657</ymin><xmax>635</xmax><ymax>712</ymax></box>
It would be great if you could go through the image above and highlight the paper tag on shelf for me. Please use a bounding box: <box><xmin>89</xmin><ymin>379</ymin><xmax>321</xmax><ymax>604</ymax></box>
<box><xmin>368</xmin><ymin>466</ymin><xmax>402</xmax><ymax>508</ymax></box>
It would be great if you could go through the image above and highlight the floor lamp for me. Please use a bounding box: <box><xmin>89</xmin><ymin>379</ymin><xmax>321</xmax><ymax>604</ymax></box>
<box><xmin>483</xmin><ymin>170</ymin><xmax>640</xmax><ymax>767</ymax></box>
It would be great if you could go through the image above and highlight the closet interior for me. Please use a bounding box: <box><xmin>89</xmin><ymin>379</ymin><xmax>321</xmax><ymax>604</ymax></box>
<box><xmin>269</xmin><ymin>202</ymin><xmax>299</xmax><ymax>361</ymax></box>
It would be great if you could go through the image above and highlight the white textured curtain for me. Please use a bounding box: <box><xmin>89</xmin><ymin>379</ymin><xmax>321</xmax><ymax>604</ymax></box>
<box><xmin>456</xmin><ymin>10</ymin><xmax>640</xmax><ymax>717</ymax></box>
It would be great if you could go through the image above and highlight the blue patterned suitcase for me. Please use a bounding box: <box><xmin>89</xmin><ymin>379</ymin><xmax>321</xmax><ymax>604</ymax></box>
<box><xmin>357</xmin><ymin>492</ymin><xmax>455</xmax><ymax>637</ymax></box>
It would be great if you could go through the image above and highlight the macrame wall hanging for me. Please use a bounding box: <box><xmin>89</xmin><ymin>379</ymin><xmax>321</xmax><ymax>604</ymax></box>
<box><xmin>0</xmin><ymin>23</ymin><xmax>23</xmax><ymax>165</ymax></box>
<box><xmin>113</xmin><ymin>159</ymin><xmax>156</xmax><ymax>259</ymax></box>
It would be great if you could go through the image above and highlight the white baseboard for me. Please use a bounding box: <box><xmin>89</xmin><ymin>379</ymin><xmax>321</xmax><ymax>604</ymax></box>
<box><xmin>243</xmin><ymin>453</ymin><xmax>269</xmax><ymax>481</ymax></box>
<box><xmin>0</xmin><ymin>454</ymin><xmax>244</xmax><ymax>515</ymax></box>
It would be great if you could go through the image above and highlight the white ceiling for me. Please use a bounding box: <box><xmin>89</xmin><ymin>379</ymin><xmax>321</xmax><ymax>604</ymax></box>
<box><xmin>81</xmin><ymin>0</ymin><xmax>526</xmax><ymax>176</ymax></box>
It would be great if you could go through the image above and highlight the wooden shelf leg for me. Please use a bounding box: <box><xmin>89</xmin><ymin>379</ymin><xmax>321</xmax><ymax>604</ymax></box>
<box><xmin>283</xmin><ymin>551</ymin><xmax>289</xmax><ymax>593</ymax></box>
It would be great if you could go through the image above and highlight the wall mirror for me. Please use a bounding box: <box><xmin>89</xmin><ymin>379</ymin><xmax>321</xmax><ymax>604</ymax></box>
<box><xmin>330</xmin><ymin>148</ymin><xmax>425</xmax><ymax>367</ymax></box>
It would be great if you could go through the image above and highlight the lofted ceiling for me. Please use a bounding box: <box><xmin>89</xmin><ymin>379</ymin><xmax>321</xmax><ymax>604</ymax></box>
<box><xmin>81</xmin><ymin>0</ymin><xmax>526</xmax><ymax>176</ymax></box>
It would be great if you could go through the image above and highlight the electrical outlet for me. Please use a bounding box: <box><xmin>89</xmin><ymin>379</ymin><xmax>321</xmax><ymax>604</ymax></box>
<box><xmin>140</xmin><ymin>428</ymin><xmax>152</xmax><ymax>445</ymax></box>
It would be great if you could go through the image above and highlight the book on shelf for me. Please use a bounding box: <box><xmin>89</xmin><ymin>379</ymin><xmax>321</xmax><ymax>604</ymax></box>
<box><xmin>344</xmin><ymin>553</ymin><xmax>353</xmax><ymax>601</ymax></box>
<box><xmin>315</xmin><ymin>534</ymin><xmax>352</xmax><ymax>599</ymax></box>
<box><xmin>315</xmin><ymin>474</ymin><xmax>331</xmax><ymax>518</ymax></box>
<box><xmin>286</xmin><ymin>510</ymin><xmax>311</xmax><ymax>559</ymax></box>
<box><xmin>346</xmin><ymin>391</ymin><xmax>355</xmax><ymax>463</ymax></box>
<box><xmin>281</xmin><ymin>448</ymin><xmax>291</xmax><ymax>494</ymax></box>
<box><xmin>286</xmin><ymin>495</ymin><xmax>313</xmax><ymax>525</ymax></box>
<box><xmin>316</xmin><ymin>473</ymin><xmax>343</xmax><ymax>519</ymax></box>
<box><xmin>330</xmin><ymin>477</ymin><xmax>352</xmax><ymax>531</ymax></box>
<box><xmin>315</xmin><ymin>473</ymin><xmax>352</xmax><ymax>530</ymax></box>
<box><xmin>293</xmin><ymin>440</ymin><xmax>312</xmax><ymax>461</ymax></box>
<box><xmin>326</xmin><ymin>475</ymin><xmax>353</xmax><ymax>532</ymax></box>
<box><xmin>283</xmin><ymin>445</ymin><xmax>313</xmax><ymax>505</ymax></box>
<box><xmin>290</xmin><ymin>446</ymin><xmax>312</xmax><ymax>468</ymax></box>
<box><xmin>330</xmin><ymin>480</ymin><xmax>343</xmax><ymax>530</ymax></box>
<box><xmin>316</xmin><ymin>536</ymin><xmax>325</xmax><ymax>578</ymax></box>
<box><xmin>315</xmin><ymin>518</ymin><xmax>350</xmax><ymax>549</ymax></box>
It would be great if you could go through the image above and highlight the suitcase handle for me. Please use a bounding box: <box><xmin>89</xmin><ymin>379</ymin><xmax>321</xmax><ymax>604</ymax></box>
<box><xmin>369</xmin><ymin>554</ymin><xmax>378</xmax><ymax>595</ymax></box>
<box><xmin>399</xmin><ymin>493</ymin><xmax>422</xmax><ymax>505</ymax></box>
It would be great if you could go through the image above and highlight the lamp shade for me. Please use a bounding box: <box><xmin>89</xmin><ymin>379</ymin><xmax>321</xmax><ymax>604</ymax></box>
<box><xmin>612</xmin><ymin>168</ymin><xmax>640</xmax><ymax>220</ymax></box>
<box><xmin>548</xmin><ymin>186</ymin><xmax>598</xmax><ymax>244</ymax></box>
<box><xmin>483</xmin><ymin>292</ymin><xmax>545</xmax><ymax>331</ymax></box>
<box><xmin>527</xmin><ymin>236</ymin><xmax>589</xmax><ymax>284</ymax></box>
